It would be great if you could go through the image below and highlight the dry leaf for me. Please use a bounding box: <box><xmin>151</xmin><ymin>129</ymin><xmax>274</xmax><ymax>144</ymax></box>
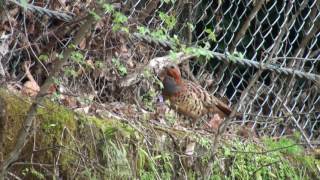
<box><xmin>21</xmin><ymin>61</ymin><xmax>40</xmax><ymax>97</ymax></box>
<box><xmin>185</xmin><ymin>141</ymin><xmax>196</xmax><ymax>156</ymax></box>
<box><xmin>207</xmin><ymin>114</ymin><xmax>223</xmax><ymax>131</ymax></box>
<box><xmin>79</xmin><ymin>38</ymin><xmax>86</xmax><ymax>49</ymax></box>
<box><xmin>86</xmin><ymin>59</ymin><xmax>95</xmax><ymax>69</ymax></box>
<box><xmin>61</xmin><ymin>96</ymin><xmax>78</xmax><ymax>108</ymax></box>
<box><xmin>22</xmin><ymin>80</ymin><xmax>40</xmax><ymax>97</ymax></box>
<box><xmin>74</xmin><ymin>106</ymin><xmax>90</xmax><ymax>114</ymax></box>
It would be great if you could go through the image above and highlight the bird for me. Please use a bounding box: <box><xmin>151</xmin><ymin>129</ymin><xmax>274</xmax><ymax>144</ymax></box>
<box><xmin>159</xmin><ymin>64</ymin><xmax>232</xmax><ymax>126</ymax></box>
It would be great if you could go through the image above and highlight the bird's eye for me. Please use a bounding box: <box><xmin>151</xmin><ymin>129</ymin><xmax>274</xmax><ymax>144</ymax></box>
<box><xmin>170</xmin><ymin>65</ymin><xmax>175</xmax><ymax>69</ymax></box>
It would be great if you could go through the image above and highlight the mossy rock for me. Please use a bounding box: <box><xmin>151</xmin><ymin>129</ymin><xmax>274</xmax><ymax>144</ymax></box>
<box><xmin>0</xmin><ymin>88</ymin><xmax>134</xmax><ymax>179</ymax></box>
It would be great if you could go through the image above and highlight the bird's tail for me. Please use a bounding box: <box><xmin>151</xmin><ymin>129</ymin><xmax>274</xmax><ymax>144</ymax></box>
<box><xmin>216</xmin><ymin>102</ymin><xmax>232</xmax><ymax>116</ymax></box>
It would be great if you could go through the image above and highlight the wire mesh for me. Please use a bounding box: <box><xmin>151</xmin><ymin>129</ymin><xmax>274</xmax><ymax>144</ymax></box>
<box><xmin>120</xmin><ymin>0</ymin><xmax>320</xmax><ymax>145</ymax></box>
<box><xmin>1</xmin><ymin>0</ymin><xmax>318</xmax><ymax>146</ymax></box>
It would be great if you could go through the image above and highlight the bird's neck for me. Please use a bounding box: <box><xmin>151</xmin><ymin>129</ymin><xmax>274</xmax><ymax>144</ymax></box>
<box><xmin>163</xmin><ymin>76</ymin><xmax>182</xmax><ymax>96</ymax></box>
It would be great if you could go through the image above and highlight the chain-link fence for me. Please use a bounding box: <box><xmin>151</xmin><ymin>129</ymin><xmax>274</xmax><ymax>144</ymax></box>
<box><xmin>115</xmin><ymin>0</ymin><xmax>320</xmax><ymax>146</ymax></box>
<box><xmin>1</xmin><ymin>1</ymin><xmax>319</xmax><ymax>178</ymax></box>
<box><xmin>1</xmin><ymin>0</ymin><xmax>319</xmax><ymax>146</ymax></box>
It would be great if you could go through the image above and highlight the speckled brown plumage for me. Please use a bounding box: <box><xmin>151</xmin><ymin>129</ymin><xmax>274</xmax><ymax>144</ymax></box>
<box><xmin>160</xmin><ymin>64</ymin><xmax>231</xmax><ymax>124</ymax></box>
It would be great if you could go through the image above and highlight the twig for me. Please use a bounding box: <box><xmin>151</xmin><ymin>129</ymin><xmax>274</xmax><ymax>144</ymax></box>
<box><xmin>0</xmin><ymin>61</ymin><xmax>5</xmax><ymax>77</ymax></box>
<box><xmin>8</xmin><ymin>0</ymin><xmax>74</xmax><ymax>22</ymax></box>
<box><xmin>7</xmin><ymin>172</ymin><xmax>22</xmax><ymax>180</ymax></box>
<box><xmin>282</xmin><ymin>104</ymin><xmax>314</xmax><ymax>149</ymax></box>
<box><xmin>229</xmin><ymin>0</ymin><xmax>265</xmax><ymax>52</ymax></box>
<box><xmin>118</xmin><ymin>52</ymin><xmax>194</xmax><ymax>88</ymax></box>
<box><xmin>250</xmin><ymin>160</ymin><xmax>281</xmax><ymax>179</ymax></box>
<box><xmin>231</xmin><ymin>143</ymin><xmax>302</xmax><ymax>155</ymax></box>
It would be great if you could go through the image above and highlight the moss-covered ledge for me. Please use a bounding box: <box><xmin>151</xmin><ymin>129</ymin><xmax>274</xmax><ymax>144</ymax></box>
<box><xmin>0</xmin><ymin>88</ymin><xmax>319</xmax><ymax>179</ymax></box>
<box><xmin>0</xmin><ymin>88</ymin><xmax>135</xmax><ymax>178</ymax></box>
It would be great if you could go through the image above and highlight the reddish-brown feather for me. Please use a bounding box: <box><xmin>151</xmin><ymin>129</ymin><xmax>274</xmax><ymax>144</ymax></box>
<box><xmin>160</xmin><ymin>65</ymin><xmax>231</xmax><ymax>122</ymax></box>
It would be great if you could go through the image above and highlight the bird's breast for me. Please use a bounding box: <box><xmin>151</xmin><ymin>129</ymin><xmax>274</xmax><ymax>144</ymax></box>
<box><xmin>168</xmin><ymin>88</ymin><xmax>207</xmax><ymax>119</ymax></box>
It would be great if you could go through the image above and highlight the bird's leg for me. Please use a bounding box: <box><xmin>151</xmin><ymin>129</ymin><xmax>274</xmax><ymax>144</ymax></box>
<box><xmin>184</xmin><ymin>117</ymin><xmax>196</xmax><ymax>171</ymax></box>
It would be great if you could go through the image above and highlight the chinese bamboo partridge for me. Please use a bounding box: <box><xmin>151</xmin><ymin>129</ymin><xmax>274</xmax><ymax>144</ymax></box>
<box><xmin>160</xmin><ymin>64</ymin><xmax>231</xmax><ymax>125</ymax></box>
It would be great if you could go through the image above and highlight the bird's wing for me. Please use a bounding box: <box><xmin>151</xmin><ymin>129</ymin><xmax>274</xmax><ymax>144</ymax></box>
<box><xmin>209</xmin><ymin>95</ymin><xmax>232</xmax><ymax>116</ymax></box>
<box><xmin>186</xmin><ymin>81</ymin><xmax>231</xmax><ymax>116</ymax></box>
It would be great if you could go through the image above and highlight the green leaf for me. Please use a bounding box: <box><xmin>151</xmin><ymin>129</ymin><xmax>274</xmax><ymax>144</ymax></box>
<box><xmin>187</xmin><ymin>22</ymin><xmax>195</xmax><ymax>31</ymax></box>
<box><xmin>183</xmin><ymin>46</ymin><xmax>213</xmax><ymax>59</ymax></box>
<box><xmin>158</xmin><ymin>12</ymin><xmax>176</xmax><ymax>30</ymax></box>
<box><xmin>205</xmin><ymin>28</ymin><xmax>217</xmax><ymax>42</ymax></box>
<box><xmin>70</xmin><ymin>51</ymin><xmax>84</xmax><ymax>63</ymax></box>
<box><xmin>118</xmin><ymin>65</ymin><xmax>127</xmax><ymax>76</ymax></box>
<box><xmin>38</xmin><ymin>54</ymin><xmax>49</xmax><ymax>62</ymax></box>
<box><xmin>94</xmin><ymin>61</ymin><xmax>104</xmax><ymax>68</ymax></box>
<box><xmin>112</xmin><ymin>58</ymin><xmax>127</xmax><ymax>76</ymax></box>
<box><xmin>64</xmin><ymin>68</ymin><xmax>78</xmax><ymax>78</ymax></box>
<box><xmin>227</xmin><ymin>51</ymin><xmax>245</xmax><ymax>63</ymax></box>
<box><xmin>20</xmin><ymin>0</ymin><xmax>28</xmax><ymax>9</ymax></box>
<box><xmin>103</xmin><ymin>3</ymin><xmax>114</xmax><ymax>13</ymax></box>
<box><xmin>114</xmin><ymin>12</ymin><xmax>128</xmax><ymax>24</ymax></box>
<box><xmin>169</xmin><ymin>51</ymin><xmax>178</xmax><ymax>62</ymax></box>
<box><xmin>223</xmin><ymin>146</ymin><xmax>231</xmax><ymax>156</ymax></box>
<box><xmin>143</xmin><ymin>68</ymin><xmax>152</xmax><ymax>78</ymax></box>
<box><xmin>89</xmin><ymin>11</ymin><xmax>101</xmax><ymax>21</ymax></box>
<box><xmin>150</xmin><ymin>29</ymin><xmax>167</xmax><ymax>41</ymax></box>
<box><xmin>137</xmin><ymin>26</ymin><xmax>150</xmax><ymax>35</ymax></box>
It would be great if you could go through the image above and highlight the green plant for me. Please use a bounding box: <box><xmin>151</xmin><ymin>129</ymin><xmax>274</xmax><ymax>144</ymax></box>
<box><xmin>99</xmin><ymin>140</ymin><xmax>131</xmax><ymax>178</ymax></box>
<box><xmin>70</xmin><ymin>51</ymin><xmax>85</xmax><ymax>64</ymax></box>
<box><xmin>136</xmin><ymin>25</ymin><xmax>181</xmax><ymax>50</ymax></box>
<box><xmin>205</xmin><ymin>28</ymin><xmax>217</xmax><ymax>42</ymax></box>
<box><xmin>227</xmin><ymin>51</ymin><xmax>245</xmax><ymax>62</ymax></box>
<box><xmin>81</xmin><ymin>168</ymin><xmax>98</xmax><ymax>180</ymax></box>
<box><xmin>164</xmin><ymin>112</ymin><xmax>176</xmax><ymax>125</ymax></box>
<box><xmin>183</xmin><ymin>45</ymin><xmax>213</xmax><ymax>59</ymax></box>
<box><xmin>196</xmin><ymin>136</ymin><xmax>211</xmax><ymax>149</ymax></box>
<box><xmin>22</xmin><ymin>168</ymin><xmax>45</xmax><ymax>179</ymax></box>
<box><xmin>103</xmin><ymin>3</ymin><xmax>114</xmax><ymax>13</ymax></box>
<box><xmin>142</xmin><ymin>89</ymin><xmax>157</xmax><ymax>111</ymax></box>
<box><xmin>112</xmin><ymin>11</ymin><xmax>128</xmax><ymax>33</ymax></box>
<box><xmin>89</xmin><ymin>10</ymin><xmax>101</xmax><ymax>21</ymax></box>
<box><xmin>64</xmin><ymin>67</ymin><xmax>78</xmax><ymax>78</ymax></box>
<box><xmin>187</xmin><ymin>22</ymin><xmax>195</xmax><ymax>31</ymax></box>
<box><xmin>138</xmin><ymin>148</ymin><xmax>159</xmax><ymax>179</ymax></box>
<box><xmin>102</xmin><ymin>3</ymin><xmax>129</xmax><ymax>33</ymax></box>
<box><xmin>150</xmin><ymin>29</ymin><xmax>168</xmax><ymax>41</ymax></box>
<box><xmin>158</xmin><ymin>12</ymin><xmax>177</xmax><ymax>31</ymax></box>
<box><xmin>143</xmin><ymin>68</ymin><xmax>163</xmax><ymax>89</ymax></box>
<box><xmin>112</xmin><ymin>58</ymin><xmax>127</xmax><ymax>76</ymax></box>
<box><xmin>94</xmin><ymin>60</ymin><xmax>104</xmax><ymax>68</ymax></box>
<box><xmin>168</xmin><ymin>51</ymin><xmax>179</xmax><ymax>63</ymax></box>
<box><xmin>263</xmin><ymin>136</ymin><xmax>302</xmax><ymax>155</ymax></box>
<box><xmin>210</xmin><ymin>137</ymin><xmax>318</xmax><ymax>179</ymax></box>
<box><xmin>38</xmin><ymin>54</ymin><xmax>49</xmax><ymax>62</ymax></box>
<box><xmin>20</xmin><ymin>0</ymin><xmax>28</xmax><ymax>9</ymax></box>
<box><xmin>137</xmin><ymin>26</ymin><xmax>151</xmax><ymax>35</ymax></box>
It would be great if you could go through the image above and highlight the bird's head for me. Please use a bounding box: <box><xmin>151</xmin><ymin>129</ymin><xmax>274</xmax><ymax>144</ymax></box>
<box><xmin>163</xmin><ymin>64</ymin><xmax>182</xmax><ymax>84</ymax></box>
<box><xmin>160</xmin><ymin>64</ymin><xmax>182</xmax><ymax>96</ymax></box>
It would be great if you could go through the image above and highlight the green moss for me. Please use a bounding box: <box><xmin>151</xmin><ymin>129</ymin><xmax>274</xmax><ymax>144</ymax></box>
<box><xmin>211</xmin><ymin>137</ymin><xmax>319</xmax><ymax>179</ymax></box>
<box><xmin>38</xmin><ymin>99</ymin><xmax>76</xmax><ymax>140</ymax></box>
<box><xmin>0</xmin><ymin>89</ymin><xmax>29</xmax><ymax>155</ymax></box>
<box><xmin>1</xmin><ymin>88</ymin><xmax>318</xmax><ymax>179</ymax></box>
<box><xmin>87</xmin><ymin>116</ymin><xmax>135</xmax><ymax>138</ymax></box>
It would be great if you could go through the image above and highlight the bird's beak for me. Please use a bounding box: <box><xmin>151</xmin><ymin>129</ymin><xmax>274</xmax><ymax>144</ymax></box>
<box><xmin>158</xmin><ymin>67</ymin><xmax>167</xmax><ymax>81</ymax></box>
